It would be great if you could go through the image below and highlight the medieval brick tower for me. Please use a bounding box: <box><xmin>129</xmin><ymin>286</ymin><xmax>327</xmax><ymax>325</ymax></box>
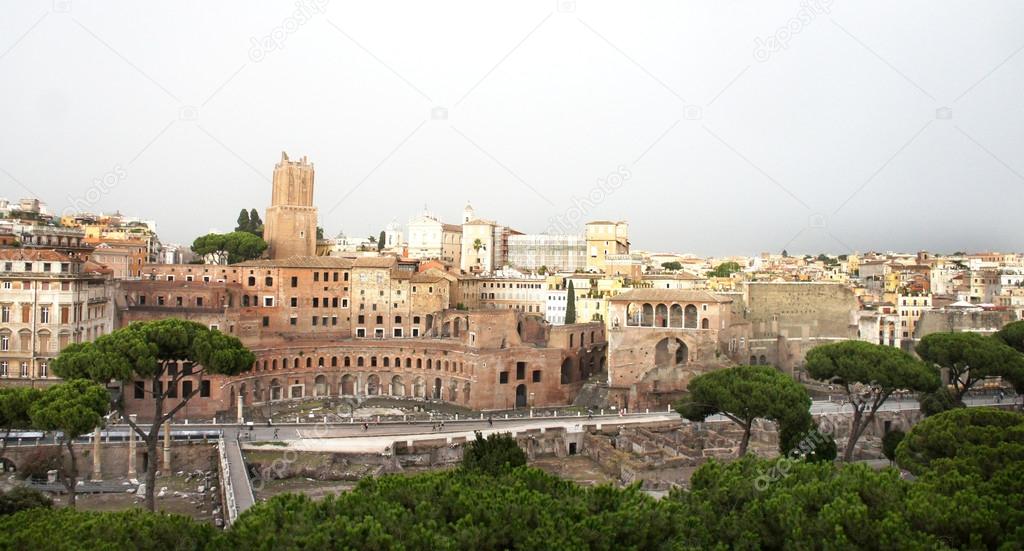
<box><xmin>264</xmin><ymin>152</ymin><xmax>317</xmax><ymax>259</ymax></box>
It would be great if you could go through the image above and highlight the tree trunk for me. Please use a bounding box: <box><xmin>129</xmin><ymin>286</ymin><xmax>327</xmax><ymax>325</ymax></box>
<box><xmin>144</xmin><ymin>430</ymin><xmax>159</xmax><ymax>511</ymax></box>
<box><xmin>738</xmin><ymin>421</ymin><xmax>752</xmax><ymax>456</ymax></box>
<box><xmin>64</xmin><ymin>440</ymin><xmax>77</xmax><ymax>508</ymax></box>
<box><xmin>843</xmin><ymin>408</ymin><xmax>862</xmax><ymax>462</ymax></box>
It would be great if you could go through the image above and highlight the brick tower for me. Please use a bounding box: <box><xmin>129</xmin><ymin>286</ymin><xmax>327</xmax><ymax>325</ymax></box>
<box><xmin>264</xmin><ymin>152</ymin><xmax>317</xmax><ymax>259</ymax></box>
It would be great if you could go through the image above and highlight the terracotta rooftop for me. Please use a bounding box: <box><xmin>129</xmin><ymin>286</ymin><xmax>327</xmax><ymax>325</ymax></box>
<box><xmin>0</xmin><ymin>248</ymin><xmax>79</xmax><ymax>262</ymax></box>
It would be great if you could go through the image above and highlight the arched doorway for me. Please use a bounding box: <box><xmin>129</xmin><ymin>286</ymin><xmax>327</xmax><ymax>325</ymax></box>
<box><xmin>314</xmin><ymin>375</ymin><xmax>327</xmax><ymax>397</ymax></box>
<box><xmin>433</xmin><ymin>378</ymin><xmax>442</xmax><ymax>400</ymax></box>
<box><xmin>414</xmin><ymin>376</ymin><xmax>425</xmax><ymax>398</ymax></box>
<box><xmin>515</xmin><ymin>384</ymin><xmax>527</xmax><ymax>408</ymax></box>
<box><xmin>367</xmin><ymin>374</ymin><xmax>380</xmax><ymax>395</ymax></box>
<box><xmin>655</xmin><ymin>338</ymin><xmax>689</xmax><ymax>366</ymax></box>
<box><xmin>560</xmin><ymin>358</ymin><xmax>573</xmax><ymax>384</ymax></box>
<box><xmin>340</xmin><ymin>374</ymin><xmax>355</xmax><ymax>395</ymax></box>
<box><xmin>391</xmin><ymin>375</ymin><xmax>405</xmax><ymax>397</ymax></box>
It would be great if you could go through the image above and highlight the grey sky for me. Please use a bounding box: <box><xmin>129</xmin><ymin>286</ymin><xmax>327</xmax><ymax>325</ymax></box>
<box><xmin>1</xmin><ymin>0</ymin><xmax>1022</xmax><ymax>257</ymax></box>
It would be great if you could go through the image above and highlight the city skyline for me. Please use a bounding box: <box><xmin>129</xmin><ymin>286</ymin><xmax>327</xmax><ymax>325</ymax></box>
<box><xmin>1</xmin><ymin>1</ymin><xmax>1022</xmax><ymax>255</ymax></box>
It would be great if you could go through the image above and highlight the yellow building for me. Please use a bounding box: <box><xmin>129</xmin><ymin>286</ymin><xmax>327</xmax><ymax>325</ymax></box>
<box><xmin>584</xmin><ymin>221</ymin><xmax>629</xmax><ymax>272</ymax></box>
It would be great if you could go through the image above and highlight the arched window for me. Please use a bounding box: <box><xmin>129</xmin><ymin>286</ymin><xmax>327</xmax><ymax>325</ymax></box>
<box><xmin>684</xmin><ymin>305</ymin><xmax>698</xmax><ymax>329</ymax></box>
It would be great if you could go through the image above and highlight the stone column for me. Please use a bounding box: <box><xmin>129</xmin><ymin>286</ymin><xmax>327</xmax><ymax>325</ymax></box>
<box><xmin>91</xmin><ymin>426</ymin><xmax>102</xmax><ymax>481</ymax></box>
<box><xmin>237</xmin><ymin>393</ymin><xmax>244</xmax><ymax>424</ymax></box>
<box><xmin>161</xmin><ymin>421</ymin><xmax>171</xmax><ymax>474</ymax></box>
<box><xmin>127</xmin><ymin>415</ymin><xmax>137</xmax><ymax>478</ymax></box>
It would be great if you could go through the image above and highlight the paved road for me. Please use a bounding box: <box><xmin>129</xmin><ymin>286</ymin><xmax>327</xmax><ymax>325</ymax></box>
<box><xmin>222</xmin><ymin>433</ymin><xmax>255</xmax><ymax>517</ymax></box>
<box><xmin>280</xmin><ymin>413</ymin><xmax>682</xmax><ymax>453</ymax></box>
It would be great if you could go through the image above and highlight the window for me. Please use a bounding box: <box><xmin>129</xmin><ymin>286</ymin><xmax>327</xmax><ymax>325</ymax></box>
<box><xmin>532</xmin><ymin>370</ymin><xmax>541</xmax><ymax>382</ymax></box>
<box><xmin>314</xmin><ymin>272</ymin><xmax>320</xmax><ymax>282</ymax></box>
<box><xmin>289</xmin><ymin>316</ymin><xmax>297</xmax><ymax>326</ymax></box>
<box><xmin>499</xmin><ymin>372</ymin><xmax>509</xmax><ymax>384</ymax></box>
<box><xmin>0</xmin><ymin>361</ymin><xmax>6</xmax><ymax>377</ymax></box>
<box><xmin>262</xmin><ymin>316</ymin><xmax>270</xmax><ymax>327</ymax></box>
<box><xmin>40</xmin><ymin>306</ymin><xmax>50</xmax><ymax>324</ymax></box>
<box><xmin>247</xmin><ymin>276</ymin><xmax>256</xmax><ymax>286</ymax></box>
<box><xmin>166</xmin><ymin>381</ymin><xmax>178</xmax><ymax>398</ymax></box>
<box><xmin>0</xmin><ymin>335</ymin><xmax>8</xmax><ymax>351</ymax></box>
<box><xmin>265</xmin><ymin>276</ymin><xmax>273</xmax><ymax>286</ymax></box>
<box><xmin>263</xmin><ymin>297</ymin><xmax>274</xmax><ymax>307</ymax></box>
<box><xmin>516</xmin><ymin>362</ymin><xmax>526</xmax><ymax>380</ymax></box>
<box><xmin>290</xmin><ymin>297</ymin><xmax>298</xmax><ymax>307</ymax></box>
<box><xmin>183</xmin><ymin>380</ymin><xmax>193</xmax><ymax>397</ymax></box>
<box><xmin>291</xmin><ymin>276</ymin><xmax>298</xmax><ymax>287</ymax></box>
<box><xmin>313</xmin><ymin>298</ymin><xmax>319</xmax><ymax>308</ymax></box>
<box><xmin>200</xmin><ymin>380</ymin><xmax>211</xmax><ymax>398</ymax></box>
<box><xmin>134</xmin><ymin>381</ymin><xmax>145</xmax><ymax>399</ymax></box>
<box><xmin>312</xmin><ymin>316</ymin><xmax>318</xmax><ymax>326</ymax></box>
<box><xmin>357</xmin><ymin>315</ymin><xmax>365</xmax><ymax>324</ymax></box>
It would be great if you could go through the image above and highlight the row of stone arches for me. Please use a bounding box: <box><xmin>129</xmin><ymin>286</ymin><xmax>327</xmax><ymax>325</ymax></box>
<box><xmin>236</xmin><ymin>374</ymin><xmax>471</xmax><ymax>404</ymax></box>
<box><xmin>625</xmin><ymin>303</ymin><xmax>710</xmax><ymax>329</ymax></box>
<box><xmin>253</xmin><ymin>354</ymin><xmax>467</xmax><ymax>374</ymax></box>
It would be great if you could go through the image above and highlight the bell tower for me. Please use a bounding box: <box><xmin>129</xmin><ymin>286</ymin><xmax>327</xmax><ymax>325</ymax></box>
<box><xmin>264</xmin><ymin>151</ymin><xmax>317</xmax><ymax>259</ymax></box>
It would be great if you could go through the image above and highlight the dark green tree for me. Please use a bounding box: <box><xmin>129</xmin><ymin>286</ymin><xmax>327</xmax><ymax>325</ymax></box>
<box><xmin>916</xmin><ymin>332</ymin><xmax>1024</xmax><ymax>401</ymax></box>
<box><xmin>882</xmin><ymin>429</ymin><xmax>905</xmax><ymax>464</ymax></box>
<box><xmin>28</xmin><ymin>380</ymin><xmax>109</xmax><ymax>507</ymax></box>
<box><xmin>234</xmin><ymin>209</ymin><xmax>250</xmax><ymax>233</ymax></box>
<box><xmin>709</xmin><ymin>261</ymin><xmax>742</xmax><ymax>278</ymax></box>
<box><xmin>895</xmin><ymin>407</ymin><xmax>1024</xmax><ymax>479</ymax></box>
<box><xmin>316</xmin><ymin>226</ymin><xmax>324</xmax><ymax>240</ymax></box>
<box><xmin>378</xmin><ymin>230</ymin><xmax>386</xmax><ymax>251</ymax></box>
<box><xmin>565</xmin><ymin>280</ymin><xmax>576</xmax><ymax>324</ymax></box>
<box><xmin>461</xmin><ymin>432</ymin><xmax>527</xmax><ymax>475</ymax></box>
<box><xmin>676</xmin><ymin>365</ymin><xmax>812</xmax><ymax>456</ymax></box>
<box><xmin>661</xmin><ymin>261</ymin><xmax>682</xmax><ymax>271</ymax></box>
<box><xmin>0</xmin><ymin>387</ymin><xmax>41</xmax><ymax>460</ymax></box>
<box><xmin>918</xmin><ymin>386</ymin><xmax>962</xmax><ymax>417</ymax></box>
<box><xmin>784</xmin><ymin>427</ymin><xmax>837</xmax><ymax>463</ymax></box>
<box><xmin>191</xmin><ymin>231</ymin><xmax>267</xmax><ymax>264</ymax></box>
<box><xmin>51</xmin><ymin>319</ymin><xmax>255</xmax><ymax>511</ymax></box>
<box><xmin>248</xmin><ymin>208</ymin><xmax>263</xmax><ymax>235</ymax></box>
<box><xmin>0</xmin><ymin>487</ymin><xmax>52</xmax><ymax>516</ymax></box>
<box><xmin>995</xmin><ymin>320</ymin><xmax>1024</xmax><ymax>354</ymax></box>
<box><xmin>0</xmin><ymin>508</ymin><xmax>216</xmax><ymax>549</ymax></box>
<box><xmin>806</xmin><ymin>341</ymin><xmax>940</xmax><ymax>461</ymax></box>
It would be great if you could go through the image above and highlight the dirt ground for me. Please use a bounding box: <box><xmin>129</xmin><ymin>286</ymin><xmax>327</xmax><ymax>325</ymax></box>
<box><xmin>529</xmin><ymin>455</ymin><xmax>613</xmax><ymax>486</ymax></box>
<box><xmin>49</xmin><ymin>475</ymin><xmax>218</xmax><ymax>522</ymax></box>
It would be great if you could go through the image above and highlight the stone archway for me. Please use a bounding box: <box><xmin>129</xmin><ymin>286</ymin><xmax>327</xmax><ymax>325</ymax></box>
<box><xmin>560</xmin><ymin>358</ymin><xmax>573</xmax><ymax>384</ymax></box>
<box><xmin>655</xmin><ymin>338</ymin><xmax>689</xmax><ymax>367</ymax></box>
<box><xmin>391</xmin><ymin>375</ymin><xmax>405</xmax><ymax>397</ymax></box>
<box><xmin>515</xmin><ymin>384</ymin><xmax>528</xmax><ymax>408</ymax></box>
<box><xmin>340</xmin><ymin>374</ymin><xmax>355</xmax><ymax>396</ymax></box>
<box><xmin>367</xmin><ymin>374</ymin><xmax>380</xmax><ymax>395</ymax></box>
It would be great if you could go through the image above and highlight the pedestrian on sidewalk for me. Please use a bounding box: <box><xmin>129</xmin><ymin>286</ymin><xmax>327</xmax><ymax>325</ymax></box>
<box><xmin>273</xmin><ymin>428</ymin><xmax>279</xmax><ymax>439</ymax></box>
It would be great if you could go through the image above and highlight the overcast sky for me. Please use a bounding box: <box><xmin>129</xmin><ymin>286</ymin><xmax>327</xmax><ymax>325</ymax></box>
<box><xmin>1</xmin><ymin>0</ymin><xmax>1022</xmax><ymax>256</ymax></box>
